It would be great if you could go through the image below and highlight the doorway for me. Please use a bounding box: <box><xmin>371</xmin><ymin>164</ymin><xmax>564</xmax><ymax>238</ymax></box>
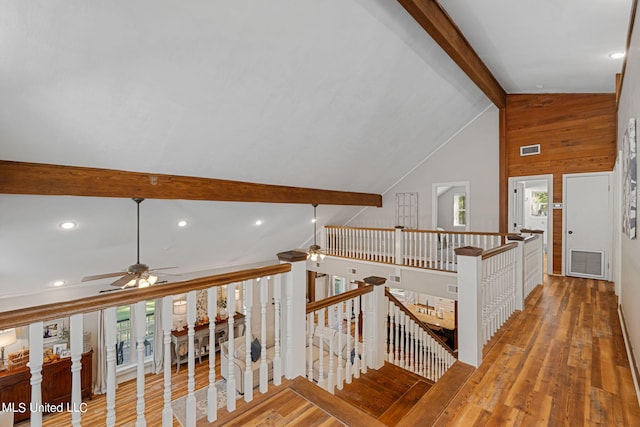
<box><xmin>563</xmin><ymin>172</ymin><xmax>612</xmax><ymax>280</ymax></box>
<box><xmin>508</xmin><ymin>175</ymin><xmax>553</xmax><ymax>274</ymax></box>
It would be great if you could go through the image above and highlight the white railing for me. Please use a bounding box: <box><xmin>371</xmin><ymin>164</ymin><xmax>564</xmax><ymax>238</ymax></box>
<box><xmin>386</xmin><ymin>291</ymin><xmax>456</xmax><ymax>382</ymax></box>
<box><xmin>480</xmin><ymin>245</ymin><xmax>518</xmax><ymax>346</ymax></box>
<box><xmin>304</xmin><ymin>286</ymin><xmax>373</xmax><ymax>394</ymax></box>
<box><xmin>0</xmin><ymin>263</ymin><xmax>301</xmax><ymax>427</ymax></box>
<box><xmin>325</xmin><ymin>226</ymin><xmax>396</xmax><ymax>263</ymax></box>
<box><xmin>522</xmin><ymin>234</ymin><xmax>544</xmax><ymax>299</ymax></box>
<box><xmin>325</xmin><ymin>226</ymin><xmax>507</xmax><ymax>271</ymax></box>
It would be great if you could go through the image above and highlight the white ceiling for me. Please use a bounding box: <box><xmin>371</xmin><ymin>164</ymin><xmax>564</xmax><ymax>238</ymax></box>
<box><xmin>0</xmin><ymin>0</ymin><xmax>631</xmax><ymax>308</ymax></box>
<box><xmin>439</xmin><ymin>0</ymin><xmax>632</xmax><ymax>93</ymax></box>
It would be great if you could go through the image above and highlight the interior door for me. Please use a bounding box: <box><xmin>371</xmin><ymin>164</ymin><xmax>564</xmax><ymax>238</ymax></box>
<box><xmin>564</xmin><ymin>173</ymin><xmax>612</xmax><ymax>279</ymax></box>
<box><xmin>512</xmin><ymin>181</ymin><xmax>526</xmax><ymax>232</ymax></box>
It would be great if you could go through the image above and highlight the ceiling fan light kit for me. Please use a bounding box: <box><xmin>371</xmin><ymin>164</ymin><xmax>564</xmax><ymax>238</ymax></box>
<box><xmin>307</xmin><ymin>204</ymin><xmax>327</xmax><ymax>262</ymax></box>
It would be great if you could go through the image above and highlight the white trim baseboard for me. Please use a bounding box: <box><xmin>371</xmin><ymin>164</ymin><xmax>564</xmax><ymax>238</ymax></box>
<box><xmin>618</xmin><ymin>304</ymin><xmax>640</xmax><ymax>408</ymax></box>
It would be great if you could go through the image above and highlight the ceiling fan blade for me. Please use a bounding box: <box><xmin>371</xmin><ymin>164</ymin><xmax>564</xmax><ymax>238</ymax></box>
<box><xmin>82</xmin><ymin>271</ymin><xmax>126</xmax><ymax>282</ymax></box>
<box><xmin>111</xmin><ymin>273</ymin><xmax>138</xmax><ymax>288</ymax></box>
<box><xmin>149</xmin><ymin>266</ymin><xmax>177</xmax><ymax>272</ymax></box>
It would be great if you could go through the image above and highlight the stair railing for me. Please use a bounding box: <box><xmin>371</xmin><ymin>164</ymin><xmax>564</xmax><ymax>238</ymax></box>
<box><xmin>385</xmin><ymin>290</ymin><xmax>456</xmax><ymax>382</ymax></box>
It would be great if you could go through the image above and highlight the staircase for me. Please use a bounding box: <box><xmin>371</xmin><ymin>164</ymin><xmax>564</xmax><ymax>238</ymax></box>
<box><xmin>331</xmin><ymin>361</ymin><xmax>474</xmax><ymax>426</ymax></box>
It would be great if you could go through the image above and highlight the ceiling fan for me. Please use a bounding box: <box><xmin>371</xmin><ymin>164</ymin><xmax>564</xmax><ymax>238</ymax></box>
<box><xmin>81</xmin><ymin>198</ymin><xmax>174</xmax><ymax>289</ymax></box>
<box><xmin>307</xmin><ymin>204</ymin><xmax>326</xmax><ymax>262</ymax></box>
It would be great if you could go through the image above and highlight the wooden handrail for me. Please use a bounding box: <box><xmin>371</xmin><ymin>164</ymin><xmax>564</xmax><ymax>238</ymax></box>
<box><xmin>306</xmin><ymin>286</ymin><xmax>373</xmax><ymax>314</ymax></box>
<box><xmin>402</xmin><ymin>229</ymin><xmax>510</xmax><ymax>237</ymax></box>
<box><xmin>325</xmin><ymin>225</ymin><xmax>510</xmax><ymax>238</ymax></box>
<box><xmin>481</xmin><ymin>242</ymin><xmax>518</xmax><ymax>260</ymax></box>
<box><xmin>325</xmin><ymin>225</ymin><xmax>396</xmax><ymax>232</ymax></box>
<box><xmin>0</xmin><ymin>263</ymin><xmax>290</xmax><ymax>330</ymax></box>
<box><xmin>385</xmin><ymin>288</ymin><xmax>456</xmax><ymax>358</ymax></box>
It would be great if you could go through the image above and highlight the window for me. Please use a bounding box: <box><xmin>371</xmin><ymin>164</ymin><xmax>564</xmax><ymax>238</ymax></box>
<box><xmin>116</xmin><ymin>301</ymin><xmax>155</xmax><ymax>367</ymax></box>
<box><xmin>453</xmin><ymin>193</ymin><xmax>466</xmax><ymax>227</ymax></box>
<box><xmin>396</xmin><ymin>192</ymin><xmax>418</xmax><ymax>229</ymax></box>
<box><xmin>530</xmin><ymin>191</ymin><xmax>548</xmax><ymax>216</ymax></box>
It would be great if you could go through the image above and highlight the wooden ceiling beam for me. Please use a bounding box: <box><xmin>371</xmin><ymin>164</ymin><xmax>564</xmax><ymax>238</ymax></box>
<box><xmin>0</xmin><ymin>161</ymin><xmax>382</xmax><ymax>207</ymax></box>
<box><xmin>397</xmin><ymin>0</ymin><xmax>507</xmax><ymax>109</ymax></box>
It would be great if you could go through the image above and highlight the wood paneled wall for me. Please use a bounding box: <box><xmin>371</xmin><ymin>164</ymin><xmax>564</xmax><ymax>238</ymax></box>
<box><xmin>504</xmin><ymin>94</ymin><xmax>617</xmax><ymax>274</ymax></box>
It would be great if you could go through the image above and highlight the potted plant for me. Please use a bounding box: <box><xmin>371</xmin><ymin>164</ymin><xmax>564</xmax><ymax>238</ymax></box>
<box><xmin>217</xmin><ymin>298</ymin><xmax>228</xmax><ymax>321</ymax></box>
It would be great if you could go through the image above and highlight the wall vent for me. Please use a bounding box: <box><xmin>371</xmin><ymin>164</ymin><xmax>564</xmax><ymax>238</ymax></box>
<box><xmin>520</xmin><ymin>144</ymin><xmax>541</xmax><ymax>156</ymax></box>
<box><xmin>348</xmin><ymin>268</ymin><xmax>357</xmax><ymax>275</ymax></box>
<box><xmin>569</xmin><ymin>250</ymin><xmax>604</xmax><ymax>278</ymax></box>
<box><xmin>447</xmin><ymin>284</ymin><xmax>458</xmax><ymax>294</ymax></box>
<box><xmin>389</xmin><ymin>275</ymin><xmax>401</xmax><ymax>284</ymax></box>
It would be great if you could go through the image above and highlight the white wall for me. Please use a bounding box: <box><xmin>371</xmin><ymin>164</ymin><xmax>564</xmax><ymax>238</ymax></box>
<box><xmin>616</xmin><ymin>9</ymin><xmax>640</xmax><ymax>391</ymax></box>
<box><xmin>349</xmin><ymin>106</ymin><xmax>499</xmax><ymax>231</ymax></box>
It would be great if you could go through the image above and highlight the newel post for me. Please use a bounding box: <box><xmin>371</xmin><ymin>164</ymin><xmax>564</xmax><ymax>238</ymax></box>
<box><xmin>394</xmin><ymin>226</ymin><xmax>404</xmax><ymax>265</ymax></box>
<box><xmin>277</xmin><ymin>250</ymin><xmax>308</xmax><ymax>379</ymax></box>
<box><xmin>522</xmin><ymin>229</ymin><xmax>545</xmax><ymax>284</ymax></box>
<box><xmin>455</xmin><ymin>246</ymin><xmax>484</xmax><ymax>368</ymax></box>
<box><xmin>363</xmin><ymin>276</ymin><xmax>387</xmax><ymax>370</ymax></box>
<box><xmin>507</xmin><ymin>234</ymin><xmax>525</xmax><ymax>311</ymax></box>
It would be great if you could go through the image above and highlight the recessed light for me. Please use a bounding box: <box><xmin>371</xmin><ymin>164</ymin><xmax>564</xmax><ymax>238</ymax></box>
<box><xmin>311</xmin><ymin>218</ymin><xmax>317</xmax><ymax>223</ymax></box>
<box><xmin>52</xmin><ymin>280</ymin><xmax>66</xmax><ymax>287</ymax></box>
<box><xmin>60</xmin><ymin>221</ymin><xmax>77</xmax><ymax>230</ymax></box>
<box><xmin>609</xmin><ymin>52</ymin><xmax>625</xmax><ymax>59</ymax></box>
<box><xmin>255</xmin><ymin>220</ymin><xmax>263</xmax><ymax>226</ymax></box>
<box><xmin>177</xmin><ymin>220</ymin><xmax>188</xmax><ymax>227</ymax></box>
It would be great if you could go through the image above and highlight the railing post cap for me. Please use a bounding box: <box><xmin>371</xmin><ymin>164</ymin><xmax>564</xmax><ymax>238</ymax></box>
<box><xmin>363</xmin><ymin>276</ymin><xmax>387</xmax><ymax>286</ymax></box>
<box><xmin>276</xmin><ymin>250</ymin><xmax>309</xmax><ymax>262</ymax></box>
<box><xmin>454</xmin><ymin>246</ymin><xmax>484</xmax><ymax>257</ymax></box>
<box><xmin>506</xmin><ymin>234</ymin><xmax>525</xmax><ymax>241</ymax></box>
<box><xmin>520</xmin><ymin>228</ymin><xmax>544</xmax><ymax>234</ymax></box>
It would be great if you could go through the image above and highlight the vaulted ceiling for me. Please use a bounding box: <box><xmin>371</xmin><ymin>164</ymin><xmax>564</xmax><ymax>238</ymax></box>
<box><xmin>0</xmin><ymin>0</ymin><xmax>632</xmax><ymax>308</ymax></box>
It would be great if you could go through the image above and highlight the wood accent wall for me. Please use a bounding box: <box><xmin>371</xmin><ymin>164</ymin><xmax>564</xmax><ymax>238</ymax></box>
<box><xmin>504</xmin><ymin>94</ymin><xmax>617</xmax><ymax>274</ymax></box>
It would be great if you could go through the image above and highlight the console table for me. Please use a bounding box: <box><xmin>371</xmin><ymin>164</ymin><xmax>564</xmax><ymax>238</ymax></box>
<box><xmin>171</xmin><ymin>313</ymin><xmax>244</xmax><ymax>373</ymax></box>
<box><xmin>0</xmin><ymin>349</ymin><xmax>93</xmax><ymax>423</ymax></box>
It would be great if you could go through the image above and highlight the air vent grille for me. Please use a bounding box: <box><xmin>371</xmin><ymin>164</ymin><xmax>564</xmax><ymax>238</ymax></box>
<box><xmin>447</xmin><ymin>284</ymin><xmax>458</xmax><ymax>294</ymax></box>
<box><xmin>520</xmin><ymin>144</ymin><xmax>541</xmax><ymax>156</ymax></box>
<box><xmin>389</xmin><ymin>275</ymin><xmax>401</xmax><ymax>284</ymax></box>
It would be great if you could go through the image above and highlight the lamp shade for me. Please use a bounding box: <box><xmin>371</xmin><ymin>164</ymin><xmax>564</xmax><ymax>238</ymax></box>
<box><xmin>173</xmin><ymin>300</ymin><xmax>187</xmax><ymax>315</ymax></box>
<box><xmin>0</xmin><ymin>328</ymin><xmax>16</xmax><ymax>347</ymax></box>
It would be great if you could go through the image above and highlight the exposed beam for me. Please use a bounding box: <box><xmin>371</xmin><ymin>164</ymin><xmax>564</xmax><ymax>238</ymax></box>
<box><xmin>0</xmin><ymin>161</ymin><xmax>383</xmax><ymax>207</ymax></box>
<box><xmin>397</xmin><ymin>0</ymin><xmax>507</xmax><ymax>109</ymax></box>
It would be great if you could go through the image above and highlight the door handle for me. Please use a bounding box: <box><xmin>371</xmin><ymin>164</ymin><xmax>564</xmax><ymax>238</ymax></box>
<box><xmin>568</xmin><ymin>230</ymin><xmax>573</xmax><ymax>235</ymax></box>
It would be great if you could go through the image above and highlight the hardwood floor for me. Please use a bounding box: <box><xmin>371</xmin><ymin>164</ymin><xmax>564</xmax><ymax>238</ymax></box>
<box><xmin>24</xmin><ymin>274</ymin><xmax>640</xmax><ymax>426</ymax></box>
<box><xmin>435</xmin><ymin>275</ymin><xmax>640</xmax><ymax>426</ymax></box>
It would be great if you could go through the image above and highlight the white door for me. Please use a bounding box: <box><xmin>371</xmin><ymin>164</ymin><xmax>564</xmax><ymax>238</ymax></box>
<box><xmin>508</xmin><ymin>175</ymin><xmax>553</xmax><ymax>274</ymax></box>
<box><xmin>563</xmin><ymin>173</ymin><xmax>612</xmax><ymax>279</ymax></box>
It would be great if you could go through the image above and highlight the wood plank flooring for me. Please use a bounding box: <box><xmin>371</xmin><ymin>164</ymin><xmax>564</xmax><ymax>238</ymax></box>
<box><xmin>435</xmin><ymin>275</ymin><xmax>640</xmax><ymax>426</ymax></box>
<box><xmin>23</xmin><ymin>274</ymin><xmax>640</xmax><ymax>426</ymax></box>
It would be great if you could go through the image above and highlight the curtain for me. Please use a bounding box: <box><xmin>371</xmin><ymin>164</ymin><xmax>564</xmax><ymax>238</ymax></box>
<box><xmin>93</xmin><ymin>310</ymin><xmax>107</xmax><ymax>394</ymax></box>
<box><xmin>152</xmin><ymin>298</ymin><xmax>163</xmax><ymax>374</ymax></box>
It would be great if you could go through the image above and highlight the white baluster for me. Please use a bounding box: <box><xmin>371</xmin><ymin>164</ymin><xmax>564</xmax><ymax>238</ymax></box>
<box><xmin>328</xmin><ymin>319</ymin><xmax>335</xmax><ymax>394</ymax></box>
<box><xmin>395</xmin><ymin>306</ymin><xmax>401</xmax><ymax>366</ymax></box>
<box><xmin>186</xmin><ymin>291</ymin><xmax>197</xmax><ymax>427</ymax></box>
<box><xmin>260</xmin><ymin>278</ymin><xmax>268</xmax><ymax>393</ymax></box>
<box><xmin>243</xmin><ymin>279</ymin><xmax>254</xmax><ymax>401</ymax></box>
<box><xmin>361</xmin><ymin>295</ymin><xmax>368</xmax><ymax>374</ymax></box>
<box><xmin>207</xmin><ymin>287</ymin><xmax>218</xmax><ymax>422</ymax></box>
<box><xmin>226</xmin><ymin>283</ymin><xmax>237</xmax><ymax>412</ymax></box>
<box><xmin>336</xmin><ymin>302</ymin><xmax>344</xmax><ymax>390</ymax></box>
<box><xmin>133</xmin><ymin>302</ymin><xmax>147</xmax><ymax>427</ymax></box>
<box><xmin>387</xmin><ymin>301</ymin><xmax>394</xmax><ymax>363</ymax></box>
<box><xmin>345</xmin><ymin>299</ymin><xmax>353</xmax><ymax>384</ymax></box>
<box><xmin>29</xmin><ymin>322</ymin><xmax>44</xmax><ymax>426</ymax></box>
<box><xmin>161</xmin><ymin>297</ymin><xmax>173</xmax><ymax>427</ymax></box>
<box><xmin>273</xmin><ymin>274</ymin><xmax>282</xmax><ymax>386</ymax></box>
<box><xmin>353</xmin><ymin>300</ymin><xmax>360</xmax><ymax>379</ymax></box>
<box><xmin>307</xmin><ymin>313</ymin><xmax>314</xmax><ymax>382</ymax></box>
<box><xmin>105</xmin><ymin>307</ymin><xmax>117</xmax><ymax>427</ymax></box>
<box><xmin>70</xmin><ymin>314</ymin><xmax>83</xmax><ymax>426</ymax></box>
<box><xmin>318</xmin><ymin>308</ymin><xmax>326</xmax><ymax>389</ymax></box>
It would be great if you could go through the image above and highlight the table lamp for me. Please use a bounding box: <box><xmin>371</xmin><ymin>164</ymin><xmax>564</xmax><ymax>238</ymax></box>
<box><xmin>0</xmin><ymin>328</ymin><xmax>17</xmax><ymax>371</ymax></box>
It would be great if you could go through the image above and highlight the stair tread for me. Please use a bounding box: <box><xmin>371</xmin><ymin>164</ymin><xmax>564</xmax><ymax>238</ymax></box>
<box><xmin>378</xmin><ymin>380</ymin><xmax>433</xmax><ymax>425</ymax></box>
